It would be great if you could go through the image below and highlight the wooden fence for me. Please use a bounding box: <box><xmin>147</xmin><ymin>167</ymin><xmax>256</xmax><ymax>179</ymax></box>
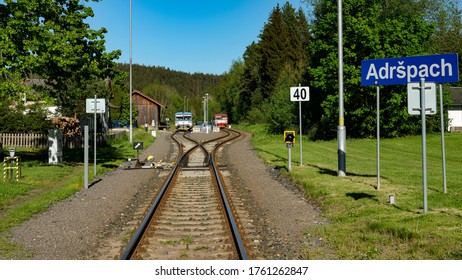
<box><xmin>0</xmin><ymin>132</ymin><xmax>123</xmax><ymax>149</ymax></box>
<box><xmin>0</xmin><ymin>133</ymin><xmax>48</xmax><ymax>149</ymax></box>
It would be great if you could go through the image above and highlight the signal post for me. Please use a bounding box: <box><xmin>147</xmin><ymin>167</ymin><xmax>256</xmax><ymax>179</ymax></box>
<box><xmin>290</xmin><ymin>85</ymin><xmax>309</xmax><ymax>166</ymax></box>
<box><xmin>284</xmin><ymin>131</ymin><xmax>295</xmax><ymax>172</ymax></box>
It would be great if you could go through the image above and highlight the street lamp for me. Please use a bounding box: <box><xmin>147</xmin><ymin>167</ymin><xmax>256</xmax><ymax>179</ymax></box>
<box><xmin>202</xmin><ymin>96</ymin><xmax>206</xmax><ymax>132</ymax></box>
<box><xmin>205</xmin><ymin>93</ymin><xmax>209</xmax><ymax>133</ymax></box>
<box><xmin>129</xmin><ymin>0</ymin><xmax>133</xmax><ymax>143</ymax></box>
<box><xmin>338</xmin><ymin>0</ymin><xmax>346</xmax><ymax>176</ymax></box>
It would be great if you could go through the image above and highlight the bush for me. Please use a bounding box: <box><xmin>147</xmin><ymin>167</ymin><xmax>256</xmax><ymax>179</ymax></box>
<box><xmin>0</xmin><ymin>103</ymin><xmax>52</xmax><ymax>133</ymax></box>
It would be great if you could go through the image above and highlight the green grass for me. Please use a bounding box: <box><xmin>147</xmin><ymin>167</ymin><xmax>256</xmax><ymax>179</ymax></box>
<box><xmin>160</xmin><ymin>239</ymin><xmax>180</xmax><ymax>246</ymax></box>
<box><xmin>236</xmin><ymin>124</ymin><xmax>462</xmax><ymax>260</ymax></box>
<box><xmin>0</xmin><ymin>128</ymin><xmax>155</xmax><ymax>259</ymax></box>
<box><xmin>3</xmin><ymin>125</ymin><xmax>461</xmax><ymax>260</ymax></box>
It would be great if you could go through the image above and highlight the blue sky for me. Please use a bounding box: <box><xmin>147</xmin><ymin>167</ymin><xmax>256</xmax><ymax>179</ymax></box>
<box><xmin>86</xmin><ymin>0</ymin><xmax>306</xmax><ymax>75</ymax></box>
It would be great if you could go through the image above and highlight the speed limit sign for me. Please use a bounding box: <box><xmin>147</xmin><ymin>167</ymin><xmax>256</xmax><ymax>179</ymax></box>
<box><xmin>290</xmin><ymin>86</ymin><xmax>310</xmax><ymax>101</ymax></box>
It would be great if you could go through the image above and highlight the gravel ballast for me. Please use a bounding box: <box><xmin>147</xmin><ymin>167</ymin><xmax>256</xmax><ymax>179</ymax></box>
<box><xmin>10</xmin><ymin>130</ymin><xmax>324</xmax><ymax>260</ymax></box>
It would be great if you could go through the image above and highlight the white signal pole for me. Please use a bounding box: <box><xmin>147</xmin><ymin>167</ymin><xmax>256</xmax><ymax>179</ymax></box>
<box><xmin>129</xmin><ymin>0</ymin><xmax>133</xmax><ymax>143</ymax></box>
<box><xmin>338</xmin><ymin>0</ymin><xmax>346</xmax><ymax>176</ymax></box>
<box><xmin>203</xmin><ymin>96</ymin><xmax>206</xmax><ymax>132</ymax></box>
<box><xmin>205</xmin><ymin>93</ymin><xmax>209</xmax><ymax>133</ymax></box>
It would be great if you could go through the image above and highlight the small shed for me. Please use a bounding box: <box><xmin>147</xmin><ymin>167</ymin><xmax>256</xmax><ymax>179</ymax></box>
<box><xmin>448</xmin><ymin>88</ymin><xmax>462</xmax><ymax>132</ymax></box>
<box><xmin>131</xmin><ymin>90</ymin><xmax>166</xmax><ymax>129</ymax></box>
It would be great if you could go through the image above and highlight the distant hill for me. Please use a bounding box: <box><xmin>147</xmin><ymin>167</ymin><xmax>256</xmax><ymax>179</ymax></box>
<box><xmin>115</xmin><ymin>63</ymin><xmax>223</xmax><ymax>97</ymax></box>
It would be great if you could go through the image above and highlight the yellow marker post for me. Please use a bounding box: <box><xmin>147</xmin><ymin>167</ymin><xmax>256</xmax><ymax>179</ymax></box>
<box><xmin>284</xmin><ymin>131</ymin><xmax>296</xmax><ymax>172</ymax></box>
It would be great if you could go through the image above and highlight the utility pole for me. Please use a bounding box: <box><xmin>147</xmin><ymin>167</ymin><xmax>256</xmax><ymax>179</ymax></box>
<box><xmin>129</xmin><ymin>0</ymin><xmax>133</xmax><ymax>143</ymax></box>
<box><xmin>337</xmin><ymin>0</ymin><xmax>346</xmax><ymax>176</ymax></box>
<box><xmin>205</xmin><ymin>93</ymin><xmax>209</xmax><ymax>133</ymax></box>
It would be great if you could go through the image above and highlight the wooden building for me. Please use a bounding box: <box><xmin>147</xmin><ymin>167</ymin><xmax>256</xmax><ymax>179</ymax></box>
<box><xmin>131</xmin><ymin>90</ymin><xmax>166</xmax><ymax>129</ymax></box>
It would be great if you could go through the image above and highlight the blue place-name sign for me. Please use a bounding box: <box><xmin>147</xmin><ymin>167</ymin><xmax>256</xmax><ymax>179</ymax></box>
<box><xmin>361</xmin><ymin>53</ymin><xmax>459</xmax><ymax>86</ymax></box>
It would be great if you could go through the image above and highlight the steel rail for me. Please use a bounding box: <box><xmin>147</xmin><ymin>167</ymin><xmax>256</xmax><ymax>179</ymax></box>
<box><xmin>185</xmin><ymin>129</ymin><xmax>247</xmax><ymax>259</ymax></box>
<box><xmin>119</xmin><ymin>132</ymin><xmax>185</xmax><ymax>260</ymax></box>
<box><xmin>211</xmin><ymin>128</ymin><xmax>247</xmax><ymax>259</ymax></box>
<box><xmin>210</xmin><ymin>155</ymin><xmax>248</xmax><ymax>259</ymax></box>
<box><xmin>120</xmin><ymin>130</ymin><xmax>247</xmax><ymax>259</ymax></box>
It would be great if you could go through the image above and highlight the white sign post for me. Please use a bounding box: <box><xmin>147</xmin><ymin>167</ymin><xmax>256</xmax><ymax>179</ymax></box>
<box><xmin>290</xmin><ymin>86</ymin><xmax>310</xmax><ymax>166</ymax></box>
<box><xmin>84</xmin><ymin>125</ymin><xmax>89</xmax><ymax>189</ymax></box>
<box><xmin>86</xmin><ymin>96</ymin><xmax>106</xmax><ymax>176</ymax></box>
<box><xmin>86</xmin><ymin>98</ymin><xmax>106</xmax><ymax>113</ymax></box>
<box><xmin>408</xmin><ymin>80</ymin><xmax>436</xmax><ymax>213</ymax></box>
<box><xmin>290</xmin><ymin>86</ymin><xmax>310</xmax><ymax>102</ymax></box>
<box><xmin>407</xmin><ymin>82</ymin><xmax>436</xmax><ymax>115</ymax></box>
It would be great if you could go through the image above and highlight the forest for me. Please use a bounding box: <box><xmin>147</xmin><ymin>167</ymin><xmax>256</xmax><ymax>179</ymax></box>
<box><xmin>1</xmin><ymin>0</ymin><xmax>462</xmax><ymax>139</ymax></box>
<box><xmin>213</xmin><ymin>0</ymin><xmax>462</xmax><ymax>139</ymax></box>
<box><xmin>112</xmin><ymin>64</ymin><xmax>223</xmax><ymax>123</ymax></box>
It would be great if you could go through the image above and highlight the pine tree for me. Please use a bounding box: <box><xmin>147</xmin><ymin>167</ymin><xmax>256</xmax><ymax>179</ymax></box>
<box><xmin>240</xmin><ymin>42</ymin><xmax>262</xmax><ymax>121</ymax></box>
<box><xmin>259</xmin><ymin>4</ymin><xmax>287</xmax><ymax>100</ymax></box>
<box><xmin>238</xmin><ymin>2</ymin><xmax>310</xmax><ymax>123</ymax></box>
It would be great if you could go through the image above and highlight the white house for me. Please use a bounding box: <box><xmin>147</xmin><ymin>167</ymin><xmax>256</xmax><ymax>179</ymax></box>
<box><xmin>448</xmin><ymin>88</ymin><xmax>462</xmax><ymax>132</ymax></box>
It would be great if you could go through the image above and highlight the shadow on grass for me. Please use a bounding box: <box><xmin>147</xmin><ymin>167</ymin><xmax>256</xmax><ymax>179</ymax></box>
<box><xmin>253</xmin><ymin>148</ymin><xmax>287</xmax><ymax>164</ymax></box>
<box><xmin>346</xmin><ymin>192</ymin><xmax>378</xmax><ymax>201</ymax></box>
<box><xmin>65</xmin><ymin>146</ymin><xmax>128</xmax><ymax>164</ymax></box>
<box><xmin>253</xmin><ymin>148</ymin><xmax>385</xmax><ymax>180</ymax></box>
<box><xmin>307</xmin><ymin>163</ymin><xmax>383</xmax><ymax>180</ymax></box>
<box><xmin>2</xmin><ymin>149</ymin><xmax>48</xmax><ymax>162</ymax></box>
<box><xmin>2</xmin><ymin>145</ymin><xmax>127</xmax><ymax>167</ymax></box>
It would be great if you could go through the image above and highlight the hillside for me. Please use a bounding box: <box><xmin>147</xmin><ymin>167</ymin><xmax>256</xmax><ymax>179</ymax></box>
<box><xmin>115</xmin><ymin>63</ymin><xmax>223</xmax><ymax>98</ymax></box>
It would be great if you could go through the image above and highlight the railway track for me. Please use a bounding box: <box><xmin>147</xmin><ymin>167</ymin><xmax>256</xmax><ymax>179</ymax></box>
<box><xmin>119</xmin><ymin>129</ymin><xmax>248</xmax><ymax>260</ymax></box>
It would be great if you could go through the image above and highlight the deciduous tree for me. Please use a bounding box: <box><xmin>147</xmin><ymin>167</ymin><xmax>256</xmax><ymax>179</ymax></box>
<box><xmin>307</xmin><ymin>0</ymin><xmax>436</xmax><ymax>138</ymax></box>
<box><xmin>0</xmin><ymin>0</ymin><xmax>120</xmax><ymax>114</ymax></box>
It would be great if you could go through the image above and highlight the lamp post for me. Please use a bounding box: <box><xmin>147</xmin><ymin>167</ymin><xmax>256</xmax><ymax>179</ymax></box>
<box><xmin>205</xmin><ymin>93</ymin><xmax>209</xmax><ymax>133</ymax></box>
<box><xmin>337</xmin><ymin>0</ymin><xmax>346</xmax><ymax>176</ymax></box>
<box><xmin>129</xmin><ymin>0</ymin><xmax>133</xmax><ymax>143</ymax></box>
<box><xmin>203</xmin><ymin>96</ymin><xmax>206</xmax><ymax>132</ymax></box>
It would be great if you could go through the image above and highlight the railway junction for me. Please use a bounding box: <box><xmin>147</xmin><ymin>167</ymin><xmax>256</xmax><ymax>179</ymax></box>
<box><xmin>10</xmin><ymin>129</ymin><xmax>325</xmax><ymax>260</ymax></box>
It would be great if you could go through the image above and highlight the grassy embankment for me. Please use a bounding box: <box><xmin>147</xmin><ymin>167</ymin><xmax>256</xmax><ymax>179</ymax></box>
<box><xmin>0</xmin><ymin>129</ymin><xmax>155</xmax><ymax>259</ymax></box>
<box><xmin>237</xmin><ymin>124</ymin><xmax>462</xmax><ymax>260</ymax></box>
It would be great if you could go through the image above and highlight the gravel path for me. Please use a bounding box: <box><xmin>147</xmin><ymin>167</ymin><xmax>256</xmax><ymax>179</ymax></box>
<box><xmin>10</xmin><ymin>130</ymin><xmax>325</xmax><ymax>260</ymax></box>
<box><xmin>224</xmin><ymin>131</ymin><xmax>325</xmax><ymax>259</ymax></box>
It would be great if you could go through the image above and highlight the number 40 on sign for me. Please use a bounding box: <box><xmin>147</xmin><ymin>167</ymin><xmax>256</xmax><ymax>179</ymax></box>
<box><xmin>290</xmin><ymin>86</ymin><xmax>310</xmax><ymax>101</ymax></box>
